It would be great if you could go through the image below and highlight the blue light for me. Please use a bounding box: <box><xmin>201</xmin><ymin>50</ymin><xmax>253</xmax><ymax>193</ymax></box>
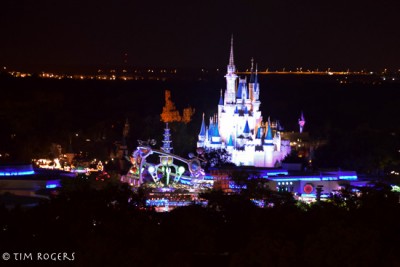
<box><xmin>229</xmin><ymin>182</ymin><xmax>247</xmax><ymax>189</ymax></box>
<box><xmin>265</xmin><ymin>171</ymin><xmax>288</xmax><ymax>176</ymax></box>
<box><xmin>271</xmin><ymin>175</ymin><xmax>358</xmax><ymax>182</ymax></box>
<box><xmin>322</xmin><ymin>177</ymin><xmax>338</xmax><ymax>181</ymax></box>
<box><xmin>0</xmin><ymin>170</ymin><xmax>35</xmax><ymax>176</ymax></box>
<box><xmin>46</xmin><ymin>183</ymin><xmax>59</xmax><ymax>189</ymax></box>
<box><xmin>251</xmin><ymin>199</ymin><xmax>264</xmax><ymax>208</ymax></box>
<box><xmin>146</xmin><ymin>199</ymin><xmax>168</xmax><ymax>206</ymax></box>
<box><xmin>145</xmin><ymin>199</ymin><xmax>208</xmax><ymax>207</ymax></box>
<box><xmin>270</xmin><ymin>177</ymin><xmax>322</xmax><ymax>182</ymax></box>
<box><xmin>204</xmin><ymin>175</ymin><xmax>214</xmax><ymax>180</ymax></box>
<box><xmin>339</xmin><ymin>175</ymin><xmax>357</xmax><ymax>180</ymax></box>
<box><xmin>179</xmin><ymin>178</ymin><xmax>192</xmax><ymax>185</ymax></box>
<box><xmin>301</xmin><ymin>193</ymin><xmax>316</xmax><ymax>198</ymax></box>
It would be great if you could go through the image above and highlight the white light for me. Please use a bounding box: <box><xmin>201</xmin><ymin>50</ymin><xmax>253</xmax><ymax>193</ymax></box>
<box><xmin>178</xmin><ymin>166</ymin><xmax>185</xmax><ymax>174</ymax></box>
<box><xmin>148</xmin><ymin>166</ymin><xmax>155</xmax><ymax>173</ymax></box>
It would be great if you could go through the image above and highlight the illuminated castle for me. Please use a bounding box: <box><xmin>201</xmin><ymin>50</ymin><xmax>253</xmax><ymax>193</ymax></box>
<box><xmin>197</xmin><ymin>37</ymin><xmax>291</xmax><ymax>167</ymax></box>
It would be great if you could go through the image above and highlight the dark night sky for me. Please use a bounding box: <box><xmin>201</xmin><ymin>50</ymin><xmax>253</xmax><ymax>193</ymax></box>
<box><xmin>1</xmin><ymin>0</ymin><xmax>399</xmax><ymax>71</ymax></box>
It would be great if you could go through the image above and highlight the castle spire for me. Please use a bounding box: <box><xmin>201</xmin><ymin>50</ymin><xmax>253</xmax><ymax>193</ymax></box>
<box><xmin>213</xmin><ymin>116</ymin><xmax>220</xmax><ymax>137</ymax></box>
<box><xmin>208</xmin><ymin>116</ymin><xmax>214</xmax><ymax>138</ymax></box>
<box><xmin>225</xmin><ymin>35</ymin><xmax>238</xmax><ymax>104</ymax></box>
<box><xmin>229</xmin><ymin>35</ymin><xmax>234</xmax><ymax>66</ymax></box>
<box><xmin>199</xmin><ymin>113</ymin><xmax>206</xmax><ymax>136</ymax></box>
<box><xmin>219</xmin><ymin>89</ymin><xmax>224</xmax><ymax>105</ymax></box>
<box><xmin>227</xmin><ymin>35</ymin><xmax>236</xmax><ymax>74</ymax></box>
<box><xmin>265</xmin><ymin>117</ymin><xmax>273</xmax><ymax>141</ymax></box>
<box><xmin>197</xmin><ymin>113</ymin><xmax>207</xmax><ymax>147</ymax></box>
<box><xmin>249</xmin><ymin>57</ymin><xmax>255</xmax><ymax>83</ymax></box>
<box><xmin>243</xmin><ymin>119</ymin><xmax>250</xmax><ymax>135</ymax></box>
<box><xmin>255</xmin><ymin>63</ymin><xmax>258</xmax><ymax>87</ymax></box>
<box><xmin>227</xmin><ymin>134</ymin><xmax>234</xmax><ymax>147</ymax></box>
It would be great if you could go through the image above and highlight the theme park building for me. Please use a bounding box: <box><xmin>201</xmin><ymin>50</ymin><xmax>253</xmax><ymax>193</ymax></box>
<box><xmin>197</xmin><ymin>37</ymin><xmax>290</xmax><ymax>167</ymax></box>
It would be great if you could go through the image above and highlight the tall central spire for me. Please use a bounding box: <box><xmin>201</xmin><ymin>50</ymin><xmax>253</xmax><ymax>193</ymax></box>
<box><xmin>229</xmin><ymin>35</ymin><xmax>234</xmax><ymax>66</ymax></box>
<box><xmin>227</xmin><ymin>35</ymin><xmax>236</xmax><ymax>74</ymax></box>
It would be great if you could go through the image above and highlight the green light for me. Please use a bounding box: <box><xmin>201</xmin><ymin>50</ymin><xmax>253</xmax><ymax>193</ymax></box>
<box><xmin>391</xmin><ymin>185</ymin><xmax>400</xmax><ymax>193</ymax></box>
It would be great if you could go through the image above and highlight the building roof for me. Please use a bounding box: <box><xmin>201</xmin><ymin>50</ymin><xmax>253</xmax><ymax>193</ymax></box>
<box><xmin>213</xmin><ymin>119</ymin><xmax>220</xmax><ymax>137</ymax></box>
<box><xmin>208</xmin><ymin>121</ymin><xmax>214</xmax><ymax>139</ymax></box>
<box><xmin>256</xmin><ymin>127</ymin><xmax>262</xmax><ymax>139</ymax></box>
<box><xmin>265</xmin><ymin>118</ymin><xmax>273</xmax><ymax>140</ymax></box>
<box><xmin>227</xmin><ymin>135</ymin><xmax>234</xmax><ymax>146</ymax></box>
<box><xmin>199</xmin><ymin>113</ymin><xmax>206</xmax><ymax>136</ymax></box>
<box><xmin>237</xmin><ymin>81</ymin><xmax>244</xmax><ymax>98</ymax></box>
<box><xmin>243</xmin><ymin>120</ymin><xmax>250</xmax><ymax>134</ymax></box>
<box><xmin>218</xmin><ymin>90</ymin><xmax>224</xmax><ymax>105</ymax></box>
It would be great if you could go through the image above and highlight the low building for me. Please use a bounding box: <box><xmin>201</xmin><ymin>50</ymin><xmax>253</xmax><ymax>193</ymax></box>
<box><xmin>0</xmin><ymin>163</ymin><xmax>75</xmax><ymax>207</ymax></box>
<box><xmin>208</xmin><ymin>166</ymin><xmax>368</xmax><ymax>200</ymax></box>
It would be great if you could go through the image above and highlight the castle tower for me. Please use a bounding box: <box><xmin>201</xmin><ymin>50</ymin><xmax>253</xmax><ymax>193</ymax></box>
<box><xmin>197</xmin><ymin>113</ymin><xmax>206</xmax><ymax>147</ymax></box>
<box><xmin>211</xmin><ymin>115</ymin><xmax>222</xmax><ymax>145</ymax></box>
<box><xmin>196</xmin><ymin>37</ymin><xmax>291</xmax><ymax>168</ymax></box>
<box><xmin>255</xmin><ymin>124</ymin><xmax>263</xmax><ymax>145</ymax></box>
<box><xmin>243</xmin><ymin>119</ymin><xmax>250</xmax><ymax>137</ymax></box>
<box><xmin>254</xmin><ymin>64</ymin><xmax>260</xmax><ymax>100</ymax></box>
<box><xmin>161</xmin><ymin>123</ymin><xmax>173</xmax><ymax>153</ymax></box>
<box><xmin>252</xmin><ymin>64</ymin><xmax>261</xmax><ymax>115</ymax></box>
<box><xmin>248</xmin><ymin>58</ymin><xmax>255</xmax><ymax>101</ymax></box>
<box><xmin>298</xmin><ymin>111</ymin><xmax>306</xmax><ymax>133</ymax></box>
<box><xmin>208</xmin><ymin>116</ymin><xmax>214</xmax><ymax>141</ymax></box>
<box><xmin>263</xmin><ymin>117</ymin><xmax>274</xmax><ymax>167</ymax></box>
<box><xmin>218</xmin><ymin>89</ymin><xmax>224</xmax><ymax>115</ymax></box>
<box><xmin>224</xmin><ymin>35</ymin><xmax>238</xmax><ymax>104</ymax></box>
<box><xmin>237</xmin><ymin>78</ymin><xmax>248</xmax><ymax>100</ymax></box>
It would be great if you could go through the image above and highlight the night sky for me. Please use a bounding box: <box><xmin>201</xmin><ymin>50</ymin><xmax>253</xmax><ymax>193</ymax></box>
<box><xmin>1</xmin><ymin>0</ymin><xmax>400</xmax><ymax>72</ymax></box>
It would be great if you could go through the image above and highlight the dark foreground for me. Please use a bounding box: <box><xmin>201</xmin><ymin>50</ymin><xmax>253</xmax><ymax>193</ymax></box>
<box><xmin>1</xmin><ymin>177</ymin><xmax>399</xmax><ymax>267</ymax></box>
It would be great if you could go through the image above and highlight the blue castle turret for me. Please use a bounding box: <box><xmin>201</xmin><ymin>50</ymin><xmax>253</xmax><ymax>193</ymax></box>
<box><xmin>265</xmin><ymin>117</ymin><xmax>273</xmax><ymax>143</ymax></box>
<box><xmin>197</xmin><ymin>113</ymin><xmax>206</xmax><ymax>147</ymax></box>
<box><xmin>219</xmin><ymin>89</ymin><xmax>224</xmax><ymax>106</ymax></box>
<box><xmin>243</xmin><ymin>120</ymin><xmax>250</xmax><ymax>136</ymax></box>
<box><xmin>211</xmin><ymin>116</ymin><xmax>222</xmax><ymax>144</ymax></box>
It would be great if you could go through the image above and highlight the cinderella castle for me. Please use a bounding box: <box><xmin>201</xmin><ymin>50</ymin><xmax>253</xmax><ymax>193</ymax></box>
<box><xmin>197</xmin><ymin>37</ymin><xmax>291</xmax><ymax>167</ymax></box>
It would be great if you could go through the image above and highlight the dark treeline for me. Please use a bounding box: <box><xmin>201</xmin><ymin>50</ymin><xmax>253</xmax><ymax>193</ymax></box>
<box><xmin>0</xmin><ymin>176</ymin><xmax>399</xmax><ymax>267</ymax></box>
<box><xmin>1</xmin><ymin>74</ymin><xmax>400</xmax><ymax>173</ymax></box>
